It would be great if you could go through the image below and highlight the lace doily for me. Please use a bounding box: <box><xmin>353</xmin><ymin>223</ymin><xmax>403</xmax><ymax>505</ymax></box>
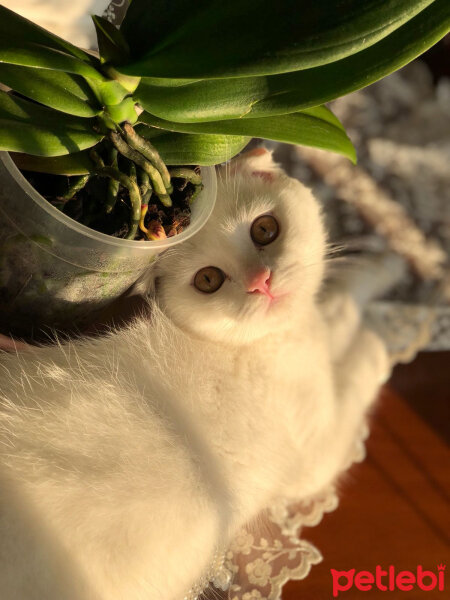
<box><xmin>103</xmin><ymin>0</ymin><xmax>129</xmax><ymax>24</ymax></box>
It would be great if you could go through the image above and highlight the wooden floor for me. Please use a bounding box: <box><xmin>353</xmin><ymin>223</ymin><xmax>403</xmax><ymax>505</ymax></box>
<box><xmin>283</xmin><ymin>351</ymin><xmax>450</xmax><ymax>599</ymax></box>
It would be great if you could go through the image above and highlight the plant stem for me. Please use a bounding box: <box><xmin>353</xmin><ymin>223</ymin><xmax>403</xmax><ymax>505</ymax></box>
<box><xmin>92</xmin><ymin>161</ymin><xmax>142</xmax><ymax>240</ymax></box>
<box><xmin>105</xmin><ymin>148</ymin><xmax>120</xmax><ymax>214</ymax></box>
<box><xmin>90</xmin><ymin>149</ymin><xmax>105</xmax><ymax>169</ymax></box>
<box><xmin>138</xmin><ymin>170</ymin><xmax>152</xmax><ymax>236</ymax></box>
<box><xmin>169</xmin><ymin>167</ymin><xmax>203</xmax><ymax>203</ymax></box>
<box><xmin>138</xmin><ymin>169</ymin><xmax>151</xmax><ymax>196</ymax></box>
<box><xmin>123</xmin><ymin>122</ymin><xmax>172</xmax><ymax>193</ymax></box>
<box><xmin>61</xmin><ymin>174</ymin><xmax>90</xmax><ymax>200</ymax></box>
<box><xmin>139</xmin><ymin>203</ymin><xmax>149</xmax><ymax>236</ymax></box>
<box><xmin>109</xmin><ymin>131</ymin><xmax>172</xmax><ymax>207</ymax></box>
<box><xmin>188</xmin><ymin>181</ymin><xmax>204</xmax><ymax>204</ymax></box>
<box><xmin>127</xmin><ymin>159</ymin><xmax>137</xmax><ymax>183</ymax></box>
<box><xmin>169</xmin><ymin>167</ymin><xmax>202</xmax><ymax>186</ymax></box>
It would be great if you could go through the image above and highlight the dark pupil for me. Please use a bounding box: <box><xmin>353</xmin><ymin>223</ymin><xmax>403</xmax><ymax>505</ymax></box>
<box><xmin>194</xmin><ymin>267</ymin><xmax>224</xmax><ymax>293</ymax></box>
<box><xmin>252</xmin><ymin>215</ymin><xmax>279</xmax><ymax>245</ymax></box>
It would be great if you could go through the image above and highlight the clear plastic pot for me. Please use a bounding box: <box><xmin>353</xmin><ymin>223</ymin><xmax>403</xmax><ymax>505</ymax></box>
<box><xmin>0</xmin><ymin>152</ymin><xmax>217</xmax><ymax>339</ymax></box>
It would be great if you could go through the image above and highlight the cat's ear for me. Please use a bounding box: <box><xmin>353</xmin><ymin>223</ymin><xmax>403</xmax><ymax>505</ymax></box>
<box><xmin>130</xmin><ymin>265</ymin><xmax>158</xmax><ymax>298</ymax></box>
<box><xmin>229</xmin><ymin>147</ymin><xmax>284</xmax><ymax>182</ymax></box>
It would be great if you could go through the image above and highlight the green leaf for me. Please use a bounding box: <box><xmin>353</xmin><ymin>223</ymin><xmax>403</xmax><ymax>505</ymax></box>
<box><xmin>134</xmin><ymin>0</ymin><xmax>450</xmax><ymax>122</ymax></box>
<box><xmin>88</xmin><ymin>78</ymin><xmax>130</xmax><ymax>107</ymax></box>
<box><xmin>0</xmin><ymin>64</ymin><xmax>101</xmax><ymax>117</ymax></box>
<box><xmin>120</xmin><ymin>0</ymin><xmax>435</xmax><ymax>78</ymax></box>
<box><xmin>0</xmin><ymin>91</ymin><xmax>103</xmax><ymax>156</ymax></box>
<box><xmin>134</xmin><ymin>77</ymin><xmax>262</xmax><ymax>122</ymax></box>
<box><xmin>139</xmin><ymin>108</ymin><xmax>356</xmax><ymax>163</ymax></box>
<box><xmin>10</xmin><ymin>151</ymin><xmax>95</xmax><ymax>175</ymax></box>
<box><xmin>0</xmin><ymin>119</ymin><xmax>101</xmax><ymax>157</ymax></box>
<box><xmin>107</xmin><ymin>97</ymin><xmax>139</xmax><ymax>124</ymax></box>
<box><xmin>0</xmin><ymin>90</ymin><xmax>97</xmax><ymax>130</ymax></box>
<box><xmin>0</xmin><ymin>5</ymin><xmax>97</xmax><ymax>64</ymax></box>
<box><xmin>135</xmin><ymin>129</ymin><xmax>250</xmax><ymax>165</ymax></box>
<box><xmin>138</xmin><ymin>77</ymin><xmax>202</xmax><ymax>87</ymax></box>
<box><xmin>248</xmin><ymin>0</ymin><xmax>450</xmax><ymax>117</ymax></box>
<box><xmin>0</xmin><ymin>41</ymin><xmax>105</xmax><ymax>80</ymax></box>
<box><xmin>92</xmin><ymin>15</ymin><xmax>130</xmax><ymax>65</ymax></box>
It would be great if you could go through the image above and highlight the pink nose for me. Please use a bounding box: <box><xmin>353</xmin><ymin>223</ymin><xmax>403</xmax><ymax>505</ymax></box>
<box><xmin>247</xmin><ymin>269</ymin><xmax>273</xmax><ymax>299</ymax></box>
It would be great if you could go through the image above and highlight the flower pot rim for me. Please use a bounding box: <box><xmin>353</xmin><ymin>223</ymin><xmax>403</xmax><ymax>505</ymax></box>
<box><xmin>0</xmin><ymin>151</ymin><xmax>217</xmax><ymax>252</ymax></box>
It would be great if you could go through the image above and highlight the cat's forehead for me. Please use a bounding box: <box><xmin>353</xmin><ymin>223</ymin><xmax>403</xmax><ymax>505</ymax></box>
<box><xmin>207</xmin><ymin>174</ymin><xmax>279</xmax><ymax>233</ymax></box>
<box><xmin>162</xmin><ymin>175</ymin><xmax>280</xmax><ymax>268</ymax></box>
<box><xmin>160</xmin><ymin>163</ymin><xmax>316</xmax><ymax>269</ymax></box>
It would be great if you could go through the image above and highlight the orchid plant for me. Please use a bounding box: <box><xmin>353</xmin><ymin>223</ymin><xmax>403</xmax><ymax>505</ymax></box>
<box><xmin>0</xmin><ymin>0</ymin><xmax>448</xmax><ymax>240</ymax></box>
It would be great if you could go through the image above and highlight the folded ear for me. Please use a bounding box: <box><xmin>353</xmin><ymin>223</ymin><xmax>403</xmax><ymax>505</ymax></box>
<box><xmin>131</xmin><ymin>266</ymin><xmax>158</xmax><ymax>298</ymax></box>
<box><xmin>227</xmin><ymin>147</ymin><xmax>284</xmax><ymax>182</ymax></box>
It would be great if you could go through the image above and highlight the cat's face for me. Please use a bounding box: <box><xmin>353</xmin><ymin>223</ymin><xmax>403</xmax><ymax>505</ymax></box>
<box><xmin>154</xmin><ymin>149</ymin><xmax>326</xmax><ymax>344</ymax></box>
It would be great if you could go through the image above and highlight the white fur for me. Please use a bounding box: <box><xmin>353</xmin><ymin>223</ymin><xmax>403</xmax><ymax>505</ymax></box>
<box><xmin>1</xmin><ymin>0</ymin><xmax>112</xmax><ymax>48</ymax></box>
<box><xmin>0</xmin><ymin>152</ymin><xmax>389</xmax><ymax>599</ymax></box>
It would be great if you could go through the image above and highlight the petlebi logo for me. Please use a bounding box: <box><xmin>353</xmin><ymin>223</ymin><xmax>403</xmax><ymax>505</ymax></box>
<box><xmin>330</xmin><ymin>564</ymin><xmax>446</xmax><ymax>597</ymax></box>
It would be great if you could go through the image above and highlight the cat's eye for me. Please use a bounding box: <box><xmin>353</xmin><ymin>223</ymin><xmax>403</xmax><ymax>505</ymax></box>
<box><xmin>250</xmin><ymin>215</ymin><xmax>279</xmax><ymax>246</ymax></box>
<box><xmin>193</xmin><ymin>267</ymin><xmax>225</xmax><ymax>294</ymax></box>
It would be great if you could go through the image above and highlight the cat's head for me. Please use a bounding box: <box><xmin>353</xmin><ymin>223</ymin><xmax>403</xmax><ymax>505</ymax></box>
<box><xmin>153</xmin><ymin>149</ymin><xmax>326</xmax><ymax>344</ymax></box>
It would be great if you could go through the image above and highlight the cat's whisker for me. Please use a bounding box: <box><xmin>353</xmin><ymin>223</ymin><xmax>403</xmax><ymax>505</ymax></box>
<box><xmin>325</xmin><ymin>241</ymin><xmax>348</xmax><ymax>258</ymax></box>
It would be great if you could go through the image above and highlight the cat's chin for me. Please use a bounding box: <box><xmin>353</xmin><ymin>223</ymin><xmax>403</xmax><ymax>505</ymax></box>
<box><xmin>162</xmin><ymin>292</ymin><xmax>300</xmax><ymax>347</ymax></box>
<box><xmin>265</xmin><ymin>291</ymin><xmax>289</xmax><ymax>311</ymax></box>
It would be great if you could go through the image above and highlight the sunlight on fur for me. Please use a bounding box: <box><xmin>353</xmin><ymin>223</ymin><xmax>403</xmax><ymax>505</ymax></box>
<box><xmin>0</xmin><ymin>150</ymin><xmax>390</xmax><ymax>600</ymax></box>
<box><xmin>155</xmin><ymin>150</ymin><xmax>326</xmax><ymax>344</ymax></box>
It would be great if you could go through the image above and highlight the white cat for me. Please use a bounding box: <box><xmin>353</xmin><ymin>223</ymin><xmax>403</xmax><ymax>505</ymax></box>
<box><xmin>0</xmin><ymin>0</ymin><xmax>112</xmax><ymax>48</ymax></box>
<box><xmin>0</xmin><ymin>150</ymin><xmax>390</xmax><ymax>600</ymax></box>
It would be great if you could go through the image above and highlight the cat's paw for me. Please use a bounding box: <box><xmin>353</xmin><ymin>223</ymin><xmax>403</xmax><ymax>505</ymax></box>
<box><xmin>322</xmin><ymin>291</ymin><xmax>361</xmax><ymax>361</ymax></box>
<box><xmin>337</xmin><ymin>327</ymin><xmax>390</xmax><ymax>411</ymax></box>
<box><xmin>353</xmin><ymin>328</ymin><xmax>391</xmax><ymax>405</ymax></box>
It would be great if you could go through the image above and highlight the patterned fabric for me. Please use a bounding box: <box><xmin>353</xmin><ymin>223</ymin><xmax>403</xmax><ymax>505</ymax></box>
<box><xmin>103</xmin><ymin>0</ymin><xmax>129</xmax><ymax>24</ymax></box>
